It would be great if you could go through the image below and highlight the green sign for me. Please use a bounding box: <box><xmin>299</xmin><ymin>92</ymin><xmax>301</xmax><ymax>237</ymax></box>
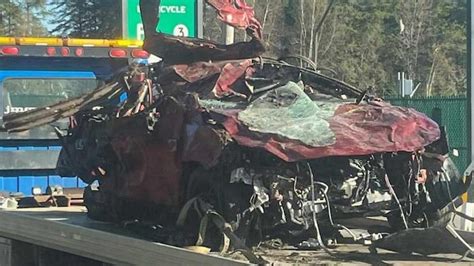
<box><xmin>122</xmin><ymin>0</ymin><xmax>199</xmax><ymax>40</ymax></box>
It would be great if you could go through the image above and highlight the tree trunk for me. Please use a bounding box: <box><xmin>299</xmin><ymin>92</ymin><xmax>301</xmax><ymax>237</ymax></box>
<box><xmin>299</xmin><ymin>0</ymin><xmax>305</xmax><ymax>59</ymax></box>
<box><xmin>308</xmin><ymin>0</ymin><xmax>317</xmax><ymax>61</ymax></box>
<box><xmin>26</xmin><ymin>4</ymin><xmax>30</xmax><ymax>36</ymax></box>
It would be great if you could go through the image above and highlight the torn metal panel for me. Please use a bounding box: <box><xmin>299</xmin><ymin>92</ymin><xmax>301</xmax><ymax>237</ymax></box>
<box><xmin>173</xmin><ymin>62</ymin><xmax>225</xmax><ymax>83</ymax></box>
<box><xmin>212</xmin><ymin>60</ymin><xmax>253</xmax><ymax>98</ymax></box>
<box><xmin>173</xmin><ymin>59</ymin><xmax>253</xmax><ymax>98</ymax></box>
<box><xmin>139</xmin><ymin>0</ymin><xmax>265</xmax><ymax>65</ymax></box>
<box><xmin>205</xmin><ymin>0</ymin><xmax>263</xmax><ymax>39</ymax></box>
<box><xmin>141</xmin><ymin>33</ymin><xmax>265</xmax><ymax>66</ymax></box>
<box><xmin>373</xmin><ymin>226</ymin><xmax>469</xmax><ymax>256</ymax></box>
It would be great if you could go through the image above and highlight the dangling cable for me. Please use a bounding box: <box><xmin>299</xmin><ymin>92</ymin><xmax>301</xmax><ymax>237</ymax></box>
<box><xmin>307</xmin><ymin>163</ymin><xmax>334</xmax><ymax>256</ymax></box>
<box><xmin>315</xmin><ymin>181</ymin><xmax>360</xmax><ymax>241</ymax></box>
<box><xmin>384</xmin><ymin>174</ymin><xmax>409</xmax><ymax>229</ymax></box>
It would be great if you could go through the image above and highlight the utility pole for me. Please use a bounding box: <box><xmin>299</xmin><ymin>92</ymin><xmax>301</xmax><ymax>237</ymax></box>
<box><xmin>225</xmin><ymin>24</ymin><xmax>234</xmax><ymax>44</ymax></box>
<box><xmin>222</xmin><ymin>6</ymin><xmax>234</xmax><ymax>45</ymax></box>
<box><xmin>26</xmin><ymin>2</ymin><xmax>30</xmax><ymax>36</ymax></box>
<box><xmin>197</xmin><ymin>0</ymin><xmax>204</xmax><ymax>38</ymax></box>
<box><xmin>469</xmin><ymin>0</ymin><xmax>473</xmax><ymax>172</ymax></box>
<box><xmin>465</xmin><ymin>0</ymin><xmax>474</xmax><ymax>203</ymax></box>
<box><xmin>398</xmin><ymin>72</ymin><xmax>405</xmax><ymax>97</ymax></box>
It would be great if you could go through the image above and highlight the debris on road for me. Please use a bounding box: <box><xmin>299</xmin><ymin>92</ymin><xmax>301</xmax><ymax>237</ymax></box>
<box><xmin>0</xmin><ymin>197</ymin><xmax>18</xmax><ymax>210</ymax></box>
<box><xmin>17</xmin><ymin>186</ymin><xmax>84</xmax><ymax>208</ymax></box>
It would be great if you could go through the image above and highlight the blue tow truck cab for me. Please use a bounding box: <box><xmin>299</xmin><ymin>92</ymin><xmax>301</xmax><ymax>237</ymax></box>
<box><xmin>0</xmin><ymin>37</ymin><xmax>148</xmax><ymax>196</ymax></box>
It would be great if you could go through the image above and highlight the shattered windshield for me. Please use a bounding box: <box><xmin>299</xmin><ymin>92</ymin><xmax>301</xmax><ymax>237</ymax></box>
<box><xmin>3</xmin><ymin>78</ymin><xmax>100</xmax><ymax>114</ymax></box>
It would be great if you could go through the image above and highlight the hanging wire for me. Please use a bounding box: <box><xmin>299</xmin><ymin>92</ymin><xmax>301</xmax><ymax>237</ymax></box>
<box><xmin>307</xmin><ymin>162</ymin><xmax>334</xmax><ymax>256</ymax></box>
<box><xmin>384</xmin><ymin>174</ymin><xmax>409</xmax><ymax>229</ymax></box>
<box><xmin>315</xmin><ymin>181</ymin><xmax>360</xmax><ymax>241</ymax></box>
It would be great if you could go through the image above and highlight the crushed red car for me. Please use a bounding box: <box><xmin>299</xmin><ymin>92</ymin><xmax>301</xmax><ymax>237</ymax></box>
<box><xmin>2</xmin><ymin>0</ymin><xmax>472</xmax><ymax>262</ymax></box>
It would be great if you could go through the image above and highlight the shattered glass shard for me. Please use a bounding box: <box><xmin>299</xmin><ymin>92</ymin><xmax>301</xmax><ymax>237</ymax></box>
<box><xmin>238</xmin><ymin>82</ymin><xmax>338</xmax><ymax>147</ymax></box>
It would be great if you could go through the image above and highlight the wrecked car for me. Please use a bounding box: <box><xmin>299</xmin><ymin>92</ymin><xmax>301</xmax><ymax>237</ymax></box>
<box><xmin>2</xmin><ymin>0</ymin><xmax>471</xmax><ymax>262</ymax></box>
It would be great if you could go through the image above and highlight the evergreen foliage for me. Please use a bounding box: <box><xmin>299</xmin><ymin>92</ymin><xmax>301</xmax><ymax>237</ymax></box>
<box><xmin>0</xmin><ymin>0</ymin><xmax>48</xmax><ymax>36</ymax></box>
<box><xmin>48</xmin><ymin>0</ymin><xmax>121</xmax><ymax>39</ymax></box>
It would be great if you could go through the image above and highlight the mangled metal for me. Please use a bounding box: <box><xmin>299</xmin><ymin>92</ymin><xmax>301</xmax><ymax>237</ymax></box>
<box><xmin>2</xmin><ymin>0</ymin><xmax>473</xmax><ymax>262</ymax></box>
<box><xmin>140</xmin><ymin>0</ymin><xmax>264</xmax><ymax>65</ymax></box>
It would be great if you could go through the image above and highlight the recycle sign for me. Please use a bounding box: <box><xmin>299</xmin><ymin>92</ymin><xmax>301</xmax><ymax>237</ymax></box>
<box><xmin>122</xmin><ymin>0</ymin><xmax>197</xmax><ymax>40</ymax></box>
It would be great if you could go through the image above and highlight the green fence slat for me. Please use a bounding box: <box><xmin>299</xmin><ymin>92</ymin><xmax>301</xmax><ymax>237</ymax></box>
<box><xmin>386</xmin><ymin>97</ymin><xmax>468</xmax><ymax>172</ymax></box>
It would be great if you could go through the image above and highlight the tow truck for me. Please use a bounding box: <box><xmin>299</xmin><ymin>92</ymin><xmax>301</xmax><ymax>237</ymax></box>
<box><xmin>0</xmin><ymin>37</ymin><xmax>148</xmax><ymax>196</ymax></box>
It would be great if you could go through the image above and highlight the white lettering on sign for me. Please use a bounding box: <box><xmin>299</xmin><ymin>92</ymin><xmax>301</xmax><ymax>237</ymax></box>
<box><xmin>136</xmin><ymin>5</ymin><xmax>186</xmax><ymax>14</ymax></box>
<box><xmin>173</xmin><ymin>24</ymin><xmax>189</xmax><ymax>37</ymax></box>
<box><xmin>4</xmin><ymin>105</ymin><xmax>36</xmax><ymax>114</ymax></box>
<box><xmin>159</xmin><ymin>6</ymin><xmax>186</xmax><ymax>14</ymax></box>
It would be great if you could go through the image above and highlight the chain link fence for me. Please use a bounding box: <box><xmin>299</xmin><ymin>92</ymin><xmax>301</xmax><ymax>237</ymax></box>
<box><xmin>387</xmin><ymin>96</ymin><xmax>469</xmax><ymax>173</ymax></box>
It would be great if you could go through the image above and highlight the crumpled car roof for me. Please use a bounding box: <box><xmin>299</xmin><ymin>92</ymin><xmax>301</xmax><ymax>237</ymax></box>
<box><xmin>198</xmin><ymin>81</ymin><xmax>439</xmax><ymax>162</ymax></box>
